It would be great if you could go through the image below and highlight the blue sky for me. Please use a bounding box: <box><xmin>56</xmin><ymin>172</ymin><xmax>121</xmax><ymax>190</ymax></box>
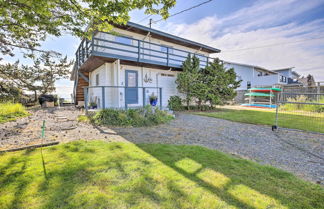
<box><xmin>3</xmin><ymin>0</ymin><xmax>324</xmax><ymax>98</ymax></box>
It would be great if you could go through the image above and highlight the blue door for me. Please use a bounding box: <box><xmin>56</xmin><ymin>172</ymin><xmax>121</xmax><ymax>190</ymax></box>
<box><xmin>125</xmin><ymin>70</ymin><xmax>138</xmax><ymax>104</ymax></box>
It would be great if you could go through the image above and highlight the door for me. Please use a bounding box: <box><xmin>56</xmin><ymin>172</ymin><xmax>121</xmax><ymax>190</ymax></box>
<box><xmin>125</xmin><ymin>70</ymin><xmax>138</xmax><ymax>105</ymax></box>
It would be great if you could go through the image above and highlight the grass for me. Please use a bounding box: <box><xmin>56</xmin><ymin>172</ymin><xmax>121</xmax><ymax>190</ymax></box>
<box><xmin>0</xmin><ymin>103</ymin><xmax>29</xmax><ymax>123</ymax></box>
<box><xmin>0</xmin><ymin>140</ymin><xmax>323</xmax><ymax>209</ymax></box>
<box><xmin>195</xmin><ymin>108</ymin><xmax>324</xmax><ymax>133</ymax></box>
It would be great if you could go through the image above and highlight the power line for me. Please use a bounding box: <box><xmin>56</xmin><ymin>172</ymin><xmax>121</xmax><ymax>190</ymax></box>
<box><xmin>124</xmin><ymin>14</ymin><xmax>154</xmax><ymax>31</ymax></box>
<box><xmin>221</xmin><ymin>36</ymin><xmax>324</xmax><ymax>53</ymax></box>
<box><xmin>152</xmin><ymin>0</ymin><xmax>214</xmax><ymax>24</ymax></box>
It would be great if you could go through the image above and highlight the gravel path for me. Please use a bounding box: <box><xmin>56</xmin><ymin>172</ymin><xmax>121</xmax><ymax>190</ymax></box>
<box><xmin>113</xmin><ymin>113</ymin><xmax>324</xmax><ymax>184</ymax></box>
<box><xmin>1</xmin><ymin>108</ymin><xmax>323</xmax><ymax>184</ymax></box>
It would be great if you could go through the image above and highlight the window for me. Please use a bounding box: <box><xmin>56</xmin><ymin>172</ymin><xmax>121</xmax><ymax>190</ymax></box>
<box><xmin>247</xmin><ymin>81</ymin><xmax>251</xmax><ymax>89</ymax></box>
<box><xmin>280</xmin><ymin>75</ymin><xmax>287</xmax><ymax>83</ymax></box>
<box><xmin>115</xmin><ymin>36</ymin><xmax>132</xmax><ymax>45</ymax></box>
<box><xmin>95</xmin><ymin>73</ymin><xmax>99</xmax><ymax>86</ymax></box>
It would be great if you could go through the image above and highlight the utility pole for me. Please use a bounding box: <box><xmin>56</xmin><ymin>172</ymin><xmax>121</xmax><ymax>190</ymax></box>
<box><xmin>149</xmin><ymin>18</ymin><xmax>153</xmax><ymax>28</ymax></box>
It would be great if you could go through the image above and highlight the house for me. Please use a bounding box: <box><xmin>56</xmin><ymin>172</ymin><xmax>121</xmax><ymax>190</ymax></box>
<box><xmin>273</xmin><ymin>68</ymin><xmax>300</xmax><ymax>85</ymax></box>
<box><xmin>223</xmin><ymin>61</ymin><xmax>292</xmax><ymax>90</ymax></box>
<box><xmin>71</xmin><ymin>22</ymin><xmax>220</xmax><ymax>109</ymax></box>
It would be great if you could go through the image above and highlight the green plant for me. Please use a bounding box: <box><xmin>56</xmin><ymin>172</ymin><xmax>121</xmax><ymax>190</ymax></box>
<box><xmin>91</xmin><ymin>106</ymin><xmax>173</xmax><ymax>127</ymax></box>
<box><xmin>168</xmin><ymin>96</ymin><xmax>183</xmax><ymax>111</ymax></box>
<box><xmin>149</xmin><ymin>94</ymin><xmax>158</xmax><ymax>102</ymax></box>
<box><xmin>0</xmin><ymin>102</ymin><xmax>29</xmax><ymax>123</ymax></box>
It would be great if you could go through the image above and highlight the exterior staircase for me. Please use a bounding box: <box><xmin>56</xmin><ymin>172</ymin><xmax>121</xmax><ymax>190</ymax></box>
<box><xmin>75</xmin><ymin>72</ymin><xmax>89</xmax><ymax>105</ymax></box>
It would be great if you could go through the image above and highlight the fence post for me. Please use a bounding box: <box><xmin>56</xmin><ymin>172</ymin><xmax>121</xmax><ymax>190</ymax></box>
<box><xmin>143</xmin><ymin>87</ymin><xmax>146</xmax><ymax>107</ymax></box>
<box><xmin>102</xmin><ymin>87</ymin><xmax>105</xmax><ymax>109</ymax></box>
<box><xmin>159</xmin><ymin>88</ymin><xmax>162</xmax><ymax>110</ymax></box>
<box><xmin>317</xmin><ymin>82</ymin><xmax>320</xmax><ymax>101</ymax></box>
<box><xmin>84</xmin><ymin>87</ymin><xmax>88</xmax><ymax>112</ymax></box>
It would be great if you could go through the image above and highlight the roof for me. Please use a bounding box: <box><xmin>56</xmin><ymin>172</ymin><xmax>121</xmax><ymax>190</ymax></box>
<box><xmin>114</xmin><ymin>22</ymin><xmax>221</xmax><ymax>54</ymax></box>
<box><xmin>223</xmin><ymin>61</ymin><xmax>277</xmax><ymax>74</ymax></box>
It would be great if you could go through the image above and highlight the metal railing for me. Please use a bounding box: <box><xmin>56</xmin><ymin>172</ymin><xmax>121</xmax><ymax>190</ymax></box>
<box><xmin>83</xmin><ymin>86</ymin><xmax>163</xmax><ymax>111</ymax></box>
<box><xmin>76</xmin><ymin>32</ymin><xmax>214</xmax><ymax>69</ymax></box>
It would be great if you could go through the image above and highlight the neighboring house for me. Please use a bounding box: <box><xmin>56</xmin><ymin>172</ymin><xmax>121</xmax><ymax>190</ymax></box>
<box><xmin>272</xmin><ymin>68</ymin><xmax>300</xmax><ymax>85</ymax></box>
<box><xmin>224</xmin><ymin>61</ymin><xmax>289</xmax><ymax>90</ymax></box>
<box><xmin>71</xmin><ymin>22</ymin><xmax>220</xmax><ymax>109</ymax></box>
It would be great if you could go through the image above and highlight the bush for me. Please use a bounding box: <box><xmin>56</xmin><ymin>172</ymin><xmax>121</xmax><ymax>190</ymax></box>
<box><xmin>91</xmin><ymin>106</ymin><xmax>174</xmax><ymax>127</ymax></box>
<box><xmin>0</xmin><ymin>102</ymin><xmax>29</xmax><ymax>123</ymax></box>
<box><xmin>168</xmin><ymin>96</ymin><xmax>183</xmax><ymax>111</ymax></box>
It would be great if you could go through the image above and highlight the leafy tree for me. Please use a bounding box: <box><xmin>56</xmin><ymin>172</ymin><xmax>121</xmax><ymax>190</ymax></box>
<box><xmin>0</xmin><ymin>0</ymin><xmax>176</xmax><ymax>58</ymax></box>
<box><xmin>176</xmin><ymin>57</ymin><xmax>241</xmax><ymax>110</ymax></box>
<box><xmin>202</xmin><ymin>58</ymin><xmax>241</xmax><ymax>106</ymax></box>
<box><xmin>306</xmin><ymin>74</ymin><xmax>316</xmax><ymax>87</ymax></box>
<box><xmin>175</xmin><ymin>55</ymin><xmax>200</xmax><ymax>109</ymax></box>
<box><xmin>0</xmin><ymin>53</ymin><xmax>72</xmax><ymax>101</ymax></box>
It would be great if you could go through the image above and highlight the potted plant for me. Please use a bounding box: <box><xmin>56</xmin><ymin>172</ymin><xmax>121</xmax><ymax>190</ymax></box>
<box><xmin>89</xmin><ymin>102</ymin><xmax>97</xmax><ymax>109</ymax></box>
<box><xmin>149</xmin><ymin>94</ymin><xmax>158</xmax><ymax>106</ymax></box>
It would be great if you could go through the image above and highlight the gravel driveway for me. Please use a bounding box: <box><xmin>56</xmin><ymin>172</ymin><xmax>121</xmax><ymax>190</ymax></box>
<box><xmin>1</xmin><ymin>108</ymin><xmax>323</xmax><ymax>184</ymax></box>
<box><xmin>113</xmin><ymin>113</ymin><xmax>324</xmax><ymax>184</ymax></box>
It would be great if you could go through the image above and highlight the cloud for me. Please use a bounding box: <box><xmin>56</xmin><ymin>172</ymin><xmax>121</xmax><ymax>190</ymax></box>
<box><xmin>160</xmin><ymin>0</ymin><xmax>324</xmax><ymax>81</ymax></box>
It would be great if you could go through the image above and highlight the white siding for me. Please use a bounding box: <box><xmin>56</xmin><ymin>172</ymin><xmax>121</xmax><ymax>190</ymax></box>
<box><xmin>89</xmin><ymin>62</ymin><xmax>180</xmax><ymax>109</ymax></box>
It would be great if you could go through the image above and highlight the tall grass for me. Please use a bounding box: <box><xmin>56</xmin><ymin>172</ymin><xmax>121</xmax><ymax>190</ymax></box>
<box><xmin>282</xmin><ymin>95</ymin><xmax>324</xmax><ymax>113</ymax></box>
<box><xmin>0</xmin><ymin>102</ymin><xmax>28</xmax><ymax>123</ymax></box>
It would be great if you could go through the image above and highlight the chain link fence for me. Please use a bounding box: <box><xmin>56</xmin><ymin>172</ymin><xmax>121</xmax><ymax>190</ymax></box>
<box><xmin>273</xmin><ymin>93</ymin><xmax>324</xmax><ymax>134</ymax></box>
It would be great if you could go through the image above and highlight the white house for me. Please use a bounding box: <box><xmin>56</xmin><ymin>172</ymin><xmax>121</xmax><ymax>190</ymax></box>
<box><xmin>224</xmin><ymin>61</ymin><xmax>295</xmax><ymax>90</ymax></box>
<box><xmin>71</xmin><ymin>22</ymin><xmax>220</xmax><ymax>109</ymax></box>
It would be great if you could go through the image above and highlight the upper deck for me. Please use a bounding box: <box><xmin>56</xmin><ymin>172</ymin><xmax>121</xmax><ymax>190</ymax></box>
<box><xmin>75</xmin><ymin>22</ymin><xmax>220</xmax><ymax>72</ymax></box>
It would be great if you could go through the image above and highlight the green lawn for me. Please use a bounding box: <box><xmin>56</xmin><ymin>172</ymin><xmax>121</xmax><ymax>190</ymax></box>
<box><xmin>195</xmin><ymin>108</ymin><xmax>324</xmax><ymax>133</ymax></box>
<box><xmin>0</xmin><ymin>103</ymin><xmax>29</xmax><ymax>123</ymax></box>
<box><xmin>0</xmin><ymin>140</ymin><xmax>323</xmax><ymax>209</ymax></box>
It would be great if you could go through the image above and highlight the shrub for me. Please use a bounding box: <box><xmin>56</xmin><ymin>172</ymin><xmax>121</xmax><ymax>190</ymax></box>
<box><xmin>168</xmin><ymin>96</ymin><xmax>183</xmax><ymax>111</ymax></box>
<box><xmin>91</xmin><ymin>106</ymin><xmax>174</xmax><ymax>127</ymax></box>
<box><xmin>0</xmin><ymin>102</ymin><xmax>29</xmax><ymax>123</ymax></box>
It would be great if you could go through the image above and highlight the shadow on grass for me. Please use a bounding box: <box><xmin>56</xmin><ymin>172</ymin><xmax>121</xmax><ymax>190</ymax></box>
<box><xmin>0</xmin><ymin>141</ymin><xmax>323</xmax><ymax>209</ymax></box>
<box><xmin>137</xmin><ymin>144</ymin><xmax>324</xmax><ymax>209</ymax></box>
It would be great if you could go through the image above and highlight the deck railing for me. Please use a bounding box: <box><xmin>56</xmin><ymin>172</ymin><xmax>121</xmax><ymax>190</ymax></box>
<box><xmin>83</xmin><ymin>86</ymin><xmax>163</xmax><ymax>111</ymax></box>
<box><xmin>76</xmin><ymin>32</ymin><xmax>214</xmax><ymax>69</ymax></box>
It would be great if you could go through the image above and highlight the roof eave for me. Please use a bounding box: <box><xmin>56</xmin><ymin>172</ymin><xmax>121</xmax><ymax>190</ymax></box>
<box><xmin>114</xmin><ymin>22</ymin><xmax>221</xmax><ymax>54</ymax></box>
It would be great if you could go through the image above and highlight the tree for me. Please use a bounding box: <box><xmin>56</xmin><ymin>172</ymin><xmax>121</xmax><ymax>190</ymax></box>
<box><xmin>0</xmin><ymin>53</ymin><xmax>72</xmax><ymax>101</ymax></box>
<box><xmin>306</xmin><ymin>74</ymin><xmax>316</xmax><ymax>87</ymax></box>
<box><xmin>176</xmin><ymin>57</ymin><xmax>241</xmax><ymax>110</ymax></box>
<box><xmin>0</xmin><ymin>80</ymin><xmax>25</xmax><ymax>102</ymax></box>
<box><xmin>175</xmin><ymin>54</ymin><xmax>200</xmax><ymax>109</ymax></box>
<box><xmin>0</xmin><ymin>0</ymin><xmax>176</xmax><ymax>58</ymax></box>
<box><xmin>202</xmin><ymin>59</ymin><xmax>241</xmax><ymax>106</ymax></box>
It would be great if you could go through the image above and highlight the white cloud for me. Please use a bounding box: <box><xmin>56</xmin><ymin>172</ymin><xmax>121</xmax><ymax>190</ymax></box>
<box><xmin>159</xmin><ymin>0</ymin><xmax>324</xmax><ymax>81</ymax></box>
